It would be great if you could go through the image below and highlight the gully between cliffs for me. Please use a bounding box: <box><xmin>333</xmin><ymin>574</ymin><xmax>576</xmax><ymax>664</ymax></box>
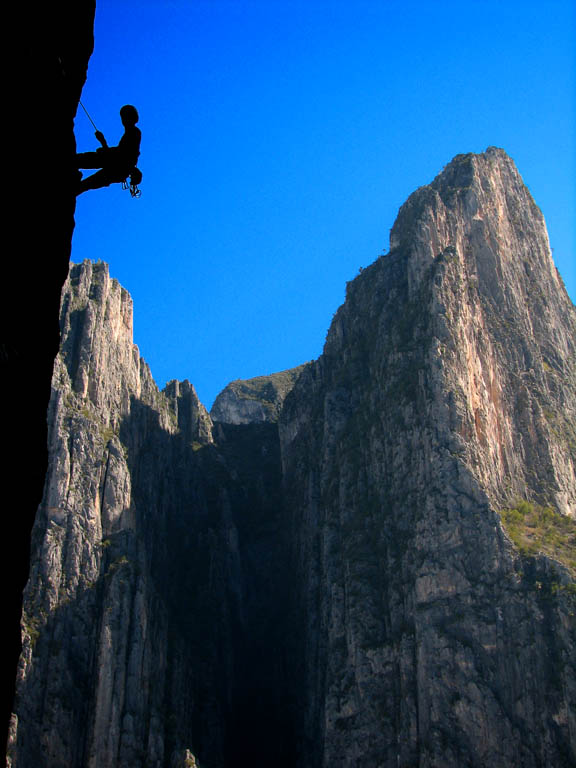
<box><xmin>112</xmin><ymin>409</ymin><xmax>300</xmax><ymax>766</ymax></box>
<box><xmin>213</xmin><ymin>423</ymin><xmax>297</xmax><ymax>768</ymax></box>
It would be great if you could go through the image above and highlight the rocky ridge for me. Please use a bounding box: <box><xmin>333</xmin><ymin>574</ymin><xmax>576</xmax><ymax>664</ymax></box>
<box><xmin>9</xmin><ymin>149</ymin><xmax>576</xmax><ymax>768</ymax></box>
<box><xmin>211</xmin><ymin>366</ymin><xmax>306</xmax><ymax>424</ymax></box>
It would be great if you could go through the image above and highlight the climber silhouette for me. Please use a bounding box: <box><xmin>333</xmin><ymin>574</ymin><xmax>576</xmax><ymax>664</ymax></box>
<box><xmin>75</xmin><ymin>105</ymin><xmax>141</xmax><ymax>195</ymax></box>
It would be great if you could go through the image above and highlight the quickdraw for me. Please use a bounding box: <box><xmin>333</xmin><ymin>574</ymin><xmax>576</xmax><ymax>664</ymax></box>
<box><xmin>122</xmin><ymin>179</ymin><xmax>142</xmax><ymax>198</ymax></box>
<box><xmin>122</xmin><ymin>167</ymin><xmax>143</xmax><ymax>198</ymax></box>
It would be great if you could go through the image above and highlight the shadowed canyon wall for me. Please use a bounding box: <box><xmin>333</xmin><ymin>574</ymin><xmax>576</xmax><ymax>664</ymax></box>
<box><xmin>8</xmin><ymin>149</ymin><xmax>576</xmax><ymax>768</ymax></box>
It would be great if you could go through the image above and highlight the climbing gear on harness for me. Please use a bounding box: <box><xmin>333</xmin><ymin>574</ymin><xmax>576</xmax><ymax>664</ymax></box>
<box><xmin>122</xmin><ymin>167</ymin><xmax>143</xmax><ymax>198</ymax></box>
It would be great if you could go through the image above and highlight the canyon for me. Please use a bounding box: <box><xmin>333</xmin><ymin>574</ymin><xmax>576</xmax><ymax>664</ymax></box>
<box><xmin>7</xmin><ymin>148</ymin><xmax>576</xmax><ymax>767</ymax></box>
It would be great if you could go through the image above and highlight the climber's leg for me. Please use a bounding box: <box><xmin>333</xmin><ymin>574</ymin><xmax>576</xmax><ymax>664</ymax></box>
<box><xmin>76</xmin><ymin>149</ymin><xmax>111</xmax><ymax>169</ymax></box>
<box><xmin>76</xmin><ymin>169</ymin><xmax>115</xmax><ymax>195</ymax></box>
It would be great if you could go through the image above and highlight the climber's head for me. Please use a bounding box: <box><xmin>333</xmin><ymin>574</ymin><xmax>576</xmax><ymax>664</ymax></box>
<box><xmin>120</xmin><ymin>105</ymin><xmax>139</xmax><ymax>127</ymax></box>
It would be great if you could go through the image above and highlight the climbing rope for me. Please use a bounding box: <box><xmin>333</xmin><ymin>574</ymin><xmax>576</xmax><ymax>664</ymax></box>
<box><xmin>79</xmin><ymin>99</ymin><xmax>99</xmax><ymax>131</ymax></box>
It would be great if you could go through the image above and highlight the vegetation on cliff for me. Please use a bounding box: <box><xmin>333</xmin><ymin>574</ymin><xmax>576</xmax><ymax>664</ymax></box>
<box><xmin>499</xmin><ymin>499</ymin><xmax>576</xmax><ymax>573</ymax></box>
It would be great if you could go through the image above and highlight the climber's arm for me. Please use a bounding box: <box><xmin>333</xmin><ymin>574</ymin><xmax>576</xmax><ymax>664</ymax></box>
<box><xmin>95</xmin><ymin>131</ymin><xmax>109</xmax><ymax>149</ymax></box>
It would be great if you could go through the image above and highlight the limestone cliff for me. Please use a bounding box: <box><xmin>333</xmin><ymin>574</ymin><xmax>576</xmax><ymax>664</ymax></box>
<box><xmin>9</xmin><ymin>261</ymin><xmax>292</xmax><ymax>768</ymax></box>
<box><xmin>9</xmin><ymin>149</ymin><xmax>576</xmax><ymax>768</ymax></box>
<box><xmin>211</xmin><ymin>366</ymin><xmax>306</xmax><ymax>424</ymax></box>
<box><xmin>280</xmin><ymin>147</ymin><xmax>576</xmax><ymax>767</ymax></box>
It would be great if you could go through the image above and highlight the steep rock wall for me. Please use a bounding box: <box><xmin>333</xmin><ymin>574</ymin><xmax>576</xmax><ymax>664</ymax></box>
<box><xmin>9</xmin><ymin>262</ymin><xmax>294</xmax><ymax>767</ymax></box>
<box><xmin>279</xmin><ymin>148</ymin><xmax>576</xmax><ymax>767</ymax></box>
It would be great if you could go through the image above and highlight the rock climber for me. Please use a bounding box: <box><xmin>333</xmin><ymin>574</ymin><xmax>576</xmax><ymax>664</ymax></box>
<box><xmin>75</xmin><ymin>105</ymin><xmax>141</xmax><ymax>195</ymax></box>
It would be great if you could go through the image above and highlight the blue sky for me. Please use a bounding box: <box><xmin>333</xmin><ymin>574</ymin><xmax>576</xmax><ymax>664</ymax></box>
<box><xmin>73</xmin><ymin>0</ymin><xmax>575</xmax><ymax>409</ymax></box>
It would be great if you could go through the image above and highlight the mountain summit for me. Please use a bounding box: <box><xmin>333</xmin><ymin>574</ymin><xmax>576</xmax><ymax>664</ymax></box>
<box><xmin>9</xmin><ymin>149</ymin><xmax>575</xmax><ymax>768</ymax></box>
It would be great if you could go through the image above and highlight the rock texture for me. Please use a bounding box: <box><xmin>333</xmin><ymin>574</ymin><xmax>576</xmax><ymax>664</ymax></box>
<box><xmin>9</xmin><ymin>149</ymin><xmax>576</xmax><ymax>768</ymax></box>
<box><xmin>280</xmin><ymin>147</ymin><xmax>576</xmax><ymax>767</ymax></box>
<box><xmin>8</xmin><ymin>261</ymin><xmax>293</xmax><ymax>768</ymax></box>
<box><xmin>211</xmin><ymin>366</ymin><xmax>306</xmax><ymax>424</ymax></box>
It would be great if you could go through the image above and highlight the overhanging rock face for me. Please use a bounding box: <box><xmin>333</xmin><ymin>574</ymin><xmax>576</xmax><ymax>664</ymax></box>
<box><xmin>3</xmin><ymin>0</ymin><xmax>96</xmax><ymax>753</ymax></box>
<box><xmin>9</xmin><ymin>149</ymin><xmax>576</xmax><ymax>768</ymax></box>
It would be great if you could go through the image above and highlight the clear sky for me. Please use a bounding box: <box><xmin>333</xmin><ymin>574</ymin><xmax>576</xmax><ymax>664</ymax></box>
<box><xmin>73</xmin><ymin>0</ymin><xmax>575</xmax><ymax>410</ymax></box>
